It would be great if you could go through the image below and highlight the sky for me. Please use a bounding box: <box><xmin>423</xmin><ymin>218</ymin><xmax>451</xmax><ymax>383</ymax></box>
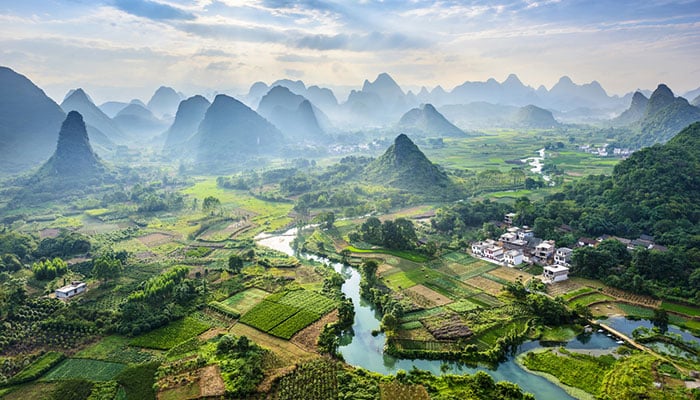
<box><xmin>1</xmin><ymin>0</ymin><xmax>699</xmax><ymax>104</ymax></box>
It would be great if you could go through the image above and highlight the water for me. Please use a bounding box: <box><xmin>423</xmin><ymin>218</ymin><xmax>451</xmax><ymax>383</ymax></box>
<box><xmin>256</xmin><ymin>228</ymin><xmax>623</xmax><ymax>399</ymax></box>
<box><xmin>603</xmin><ymin>316</ymin><xmax>700</xmax><ymax>346</ymax></box>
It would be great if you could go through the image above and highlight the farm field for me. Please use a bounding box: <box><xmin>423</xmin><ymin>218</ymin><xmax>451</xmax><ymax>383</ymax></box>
<box><xmin>75</xmin><ymin>335</ymin><xmax>156</xmax><ymax>364</ymax></box>
<box><xmin>568</xmin><ymin>292</ymin><xmax>616</xmax><ymax>308</ymax></box>
<box><xmin>229</xmin><ymin>323</ymin><xmax>317</xmax><ymax>366</ymax></box>
<box><xmin>240</xmin><ymin>290</ymin><xmax>336</xmax><ymax>339</ymax></box>
<box><xmin>219</xmin><ymin>288</ymin><xmax>270</xmax><ymax>314</ymax></box>
<box><xmin>42</xmin><ymin>358</ymin><xmax>127</xmax><ymax>381</ymax></box>
<box><xmin>129</xmin><ymin>317</ymin><xmax>211</xmax><ymax>350</ymax></box>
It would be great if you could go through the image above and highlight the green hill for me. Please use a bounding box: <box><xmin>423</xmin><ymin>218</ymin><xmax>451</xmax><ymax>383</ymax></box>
<box><xmin>363</xmin><ymin>134</ymin><xmax>459</xmax><ymax>199</ymax></box>
<box><xmin>616</xmin><ymin>84</ymin><xmax>700</xmax><ymax>148</ymax></box>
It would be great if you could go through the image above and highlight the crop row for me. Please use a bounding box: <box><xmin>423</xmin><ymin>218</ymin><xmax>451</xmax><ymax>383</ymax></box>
<box><xmin>274</xmin><ymin>290</ymin><xmax>336</xmax><ymax>315</ymax></box>
<box><xmin>240</xmin><ymin>290</ymin><xmax>336</xmax><ymax>339</ymax></box>
<box><xmin>269</xmin><ymin>310</ymin><xmax>320</xmax><ymax>339</ymax></box>
<box><xmin>240</xmin><ymin>301</ymin><xmax>300</xmax><ymax>332</ymax></box>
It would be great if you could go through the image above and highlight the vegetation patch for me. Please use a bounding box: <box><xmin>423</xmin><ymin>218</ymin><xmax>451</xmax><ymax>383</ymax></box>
<box><xmin>75</xmin><ymin>336</ymin><xmax>155</xmax><ymax>364</ymax></box>
<box><xmin>7</xmin><ymin>351</ymin><xmax>65</xmax><ymax>385</ymax></box>
<box><xmin>568</xmin><ymin>292</ymin><xmax>615</xmax><ymax>308</ymax></box>
<box><xmin>521</xmin><ymin>348</ymin><xmax>613</xmax><ymax>395</ymax></box>
<box><xmin>42</xmin><ymin>358</ymin><xmax>126</xmax><ymax>382</ymax></box>
<box><xmin>116</xmin><ymin>362</ymin><xmax>160</xmax><ymax>400</ymax></box>
<box><xmin>345</xmin><ymin>245</ymin><xmax>428</xmax><ymax>263</ymax></box>
<box><xmin>660</xmin><ymin>301</ymin><xmax>700</xmax><ymax>317</ymax></box>
<box><xmin>129</xmin><ymin>317</ymin><xmax>211</xmax><ymax>350</ymax></box>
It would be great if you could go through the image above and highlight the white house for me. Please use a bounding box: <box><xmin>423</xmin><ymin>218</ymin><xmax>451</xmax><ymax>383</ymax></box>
<box><xmin>517</xmin><ymin>229</ymin><xmax>534</xmax><ymax>241</ymax></box>
<box><xmin>499</xmin><ymin>232</ymin><xmax>518</xmax><ymax>243</ymax></box>
<box><xmin>504</xmin><ymin>213</ymin><xmax>517</xmax><ymax>225</ymax></box>
<box><xmin>543</xmin><ymin>265</ymin><xmax>570</xmax><ymax>283</ymax></box>
<box><xmin>503</xmin><ymin>249</ymin><xmax>523</xmax><ymax>266</ymax></box>
<box><xmin>554</xmin><ymin>247</ymin><xmax>573</xmax><ymax>266</ymax></box>
<box><xmin>55</xmin><ymin>281</ymin><xmax>87</xmax><ymax>300</ymax></box>
<box><xmin>484</xmin><ymin>245</ymin><xmax>504</xmax><ymax>261</ymax></box>
<box><xmin>535</xmin><ymin>240</ymin><xmax>556</xmax><ymax>259</ymax></box>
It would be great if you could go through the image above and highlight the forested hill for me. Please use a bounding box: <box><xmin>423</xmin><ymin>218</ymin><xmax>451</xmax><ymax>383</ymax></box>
<box><xmin>545</xmin><ymin>122</ymin><xmax>700</xmax><ymax>245</ymax></box>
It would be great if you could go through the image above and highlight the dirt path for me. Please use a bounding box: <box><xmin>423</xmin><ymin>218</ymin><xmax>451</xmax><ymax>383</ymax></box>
<box><xmin>199</xmin><ymin>364</ymin><xmax>225</xmax><ymax>397</ymax></box>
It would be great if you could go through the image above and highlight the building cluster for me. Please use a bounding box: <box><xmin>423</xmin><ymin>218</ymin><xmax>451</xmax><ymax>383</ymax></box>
<box><xmin>471</xmin><ymin>213</ymin><xmax>669</xmax><ymax>284</ymax></box>
<box><xmin>471</xmin><ymin>213</ymin><xmax>573</xmax><ymax>283</ymax></box>
<box><xmin>578</xmin><ymin>144</ymin><xmax>632</xmax><ymax>158</ymax></box>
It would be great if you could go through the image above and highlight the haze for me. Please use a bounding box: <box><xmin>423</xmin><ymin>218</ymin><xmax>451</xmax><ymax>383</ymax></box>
<box><xmin>2</xmin><ymin>0</ymin><xmax>699</xmax><ymax>103</ymax></box>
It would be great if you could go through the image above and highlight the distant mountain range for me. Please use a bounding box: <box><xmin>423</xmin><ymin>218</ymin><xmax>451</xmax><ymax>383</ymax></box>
<box><xmin>0</xmin><ymin>67</ymin><xmax>66</xmax><ymax>173</ymax></box>
<box><xmin>61</xmin><ymin>88</ymin><xmax>124</xmax><ymax>147</ymax></box>
<box><xmin>397</xmin><ymin>104</ymin><xmax>465</xmax><ymax>137</ymax></box>
<box><xmin>243</xmin><ymin>72</ymin><xmax>635</xmax><ymax>123</ymax></box>
<box><xmin>187</xmin><ymin>94</ymin><xmax>283</xmax><ymax>171</ymax></box>
<box><xmin>1</xmin><ymin>64</ymin><xmax>699</xmax><ymax>175</ymax></box>
<box><xmin>257</xmin><ymin>86</ymin><xmax>328</xmax><ymax>141</ymax></box>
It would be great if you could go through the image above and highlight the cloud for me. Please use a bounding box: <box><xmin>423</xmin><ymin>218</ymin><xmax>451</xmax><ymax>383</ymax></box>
<box><xmin>296</xmin><ymin>31</ymin><xmax>430</xmax><ymax>51</ymax></box>
<box><xmin>284</xmin><ymin>68</ymin><xmax>304</xmax><ymax>78</ymax></box>
<box><xmin>206</xmin><ymin>61</ymin><xmax>232</xmax><ymax>70</ymax></box>
<box><xmin>113</xmin><ymin>0</ymin><xmax>196</xmax><ymax>20</ymax></box>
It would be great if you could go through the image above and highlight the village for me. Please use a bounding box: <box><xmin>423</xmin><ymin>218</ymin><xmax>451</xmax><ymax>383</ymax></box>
<box><xmin>470</xmin><ymin>212</ymin><xmax>667</xmax><ymax>284</ymax></box>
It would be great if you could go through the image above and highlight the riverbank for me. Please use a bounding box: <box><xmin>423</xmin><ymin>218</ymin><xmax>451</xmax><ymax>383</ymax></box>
<box><xmin>515</xmin><ymin>349</ymin><xmax>596</xmax><ymax>400</ymax></box>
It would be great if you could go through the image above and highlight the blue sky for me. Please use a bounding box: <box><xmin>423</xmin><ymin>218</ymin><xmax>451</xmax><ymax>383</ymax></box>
<box><xmin>1</xmin><ymin>0</ymin><xmax>699</xmax><ymax>103</ymax></box>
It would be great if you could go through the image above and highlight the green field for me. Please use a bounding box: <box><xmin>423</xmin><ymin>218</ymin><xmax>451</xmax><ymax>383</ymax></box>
<box><xmin>8</xmin><ymin>352</ymin><xmax>65</xmax><ymax>384</ymax></box>
<box><xmin>75</xmin><ymin>335</ymin><xmax>155</xmax><ymax>364</ymax></box>
<box><xmin>345</xmin><ymin>246</ymin><xmax>428</xmax><ymax>263</ymax></box>
<box><xmin>520</xmin><ymin>348</ymin><xmax>614</xmax><ymax>396</ymax></box>
<box><xmin>240</xmin><ymin>290</ymin><xmax>336</xmax><ymax>339</ymax></box>
<box><xmin>660</xmin><ymin>301</ymin><xmax>700</xmax><ymax>317</ymax></box>
<box><xmin>129</xmin><ymin>317</ymin><xmax>211</xmax><ymax>350</ymax></box>
<box><xmin>220</xmin><ymin>288</ymin><xmax>270</xmax><ymax>314</ymax></box>
<box><xmin>568</xmin><ymin>292</ymin><xmax>615</xmax><ymax>308</ymax></box>
<box><xmin>42</xmin><ymin>358</ymin><xmax>127</xmax><ymax>381</ymax></box>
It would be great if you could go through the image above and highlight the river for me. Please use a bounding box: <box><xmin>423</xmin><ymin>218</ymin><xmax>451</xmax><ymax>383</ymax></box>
<box><xmin>255</xmin><ymin>228</ymin><xmax>622</xmax><ymax>399</ymax></box>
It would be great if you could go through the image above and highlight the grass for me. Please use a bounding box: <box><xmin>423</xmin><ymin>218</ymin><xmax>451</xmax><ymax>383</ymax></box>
<box><xmin>381</xmin><ymin>265</ymin><xmax>465</xmax><ymax>296</ymax></box>
<box><xmin>115</xmin><ymin>362</ymin><xmax>160</xmax><ymax>400</ymax></box>
<box><xmin>181</xmin><ymin>178</ymin><xmax>293</xmax><ymax>235</ymax></box>
<box><xmin>520</xmin><ymin>348</ymin><xmax>615</xmax><ymax>396</ymax></box>
<box><xmin>568</xmin><ymin>292</ymin><xmax>615</xmax><ymax>308</ymax></box>
<box><xmin>75</xmin><ymin>335</ymin><xmax>155</xmax><ymax>364</ymax></box>
<box><xmin>220</xmin><ymin>288</ymin><xmax>270</xmax><ymax>314</ymax></box>
<box><xmin>0</xmin><ymin>382</ymin><xmax>59</xmax><ymax>400</ymax></box>
<box><xmin>561</xmin><ymin>287</ymin><xmax>595</xmax><ymax>301</ymax></box>
<box><xmin>345</xmin><ymin>246</ymin><xmax>428</xmax><ymax>263</ymax></box>
<box><xmin>8</xmin><ymin>352</ymin><xmax>65</xmax><ymax>384</ymax></box>
<box><xmin>129</xmin><ymin>317</ymin><xmax>211</xmax><ymax>350</ymax></box>
<box><xmin>539</xmin><ymin>325</ymin><xmax>579</xmax><ymax>342</ymax></box>
<box><xmin>660</xmin><ymin>301</ymin><xmax>700</xmax><ymax>317</ymax></box>
<box><xmin>42</xmin><ymin>358</ymin><xmax>127</xmax><ymax>381</ymax></box>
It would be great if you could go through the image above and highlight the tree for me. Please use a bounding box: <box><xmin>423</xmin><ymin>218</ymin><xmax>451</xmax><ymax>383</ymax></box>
<box><xmin>228</xmin><ymin>254</ymin><xmax>243</xmax><ymax>273</ymax></box>
<box><xmin>651</xmin><ymin>309</ymin><xmax>669</xmax><ymax>333</ymax></box>
<box><xmin>202</xmin><ymin>196</ymin><xmax>221</xmax><ymax>214</ymax></box>
<box><xmin>92</xmin><ymin>254</ymin><xmax>123</xmax><ymax>283</ymax></box>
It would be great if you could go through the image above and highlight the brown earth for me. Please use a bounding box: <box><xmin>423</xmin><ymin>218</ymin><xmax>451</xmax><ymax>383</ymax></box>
<box><xmin>199</xmin><ymin>364</ymin><xmax>226</xmax><ymax>397</ymax></box>
<box><xmin>465</xmin><ymin>276</ymin><xmax>503</xmax><ymax>296</ymax></box>
<box><xmin>404</xmin><ymin>284</ymin><xmax>453</xmax><ymax>308</ymax></box>
<box><xmin>291</xmin><ymin>309</ymin><xmax>339</xmax><ymax>353</ymax></box>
